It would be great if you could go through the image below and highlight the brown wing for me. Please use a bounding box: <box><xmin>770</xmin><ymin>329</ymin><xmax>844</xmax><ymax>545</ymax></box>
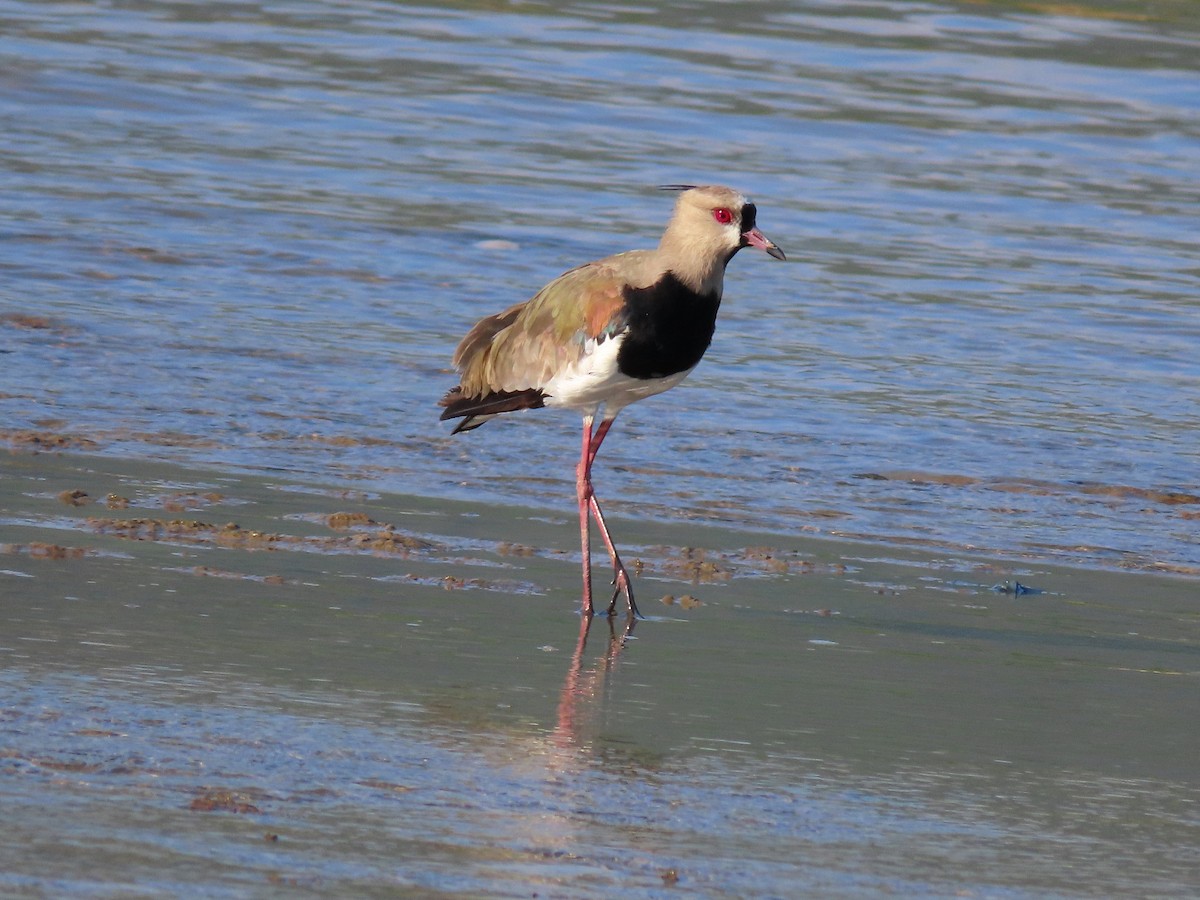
<box><xmin>450</xmin><ymin>255</ymin><xmax>640</xmax><ymax>399</ymax></box>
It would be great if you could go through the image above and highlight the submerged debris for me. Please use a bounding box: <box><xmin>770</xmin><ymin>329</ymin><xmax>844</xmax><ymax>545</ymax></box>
<box><xmin>660</xmin><ymin>547</ymin><xmax>731</xmax><ymax>583</ymax></box>
<box><xmin>0</xmin><ymin>430</ymin><xmax>100</xmax><ymax>452</ymax></box>
<box><xmin>159</xmin><ymin>491</ymin><xmax>225</xmax><ymax>512</ymax></box>
<box><xmin>1</xmin><ymin>541</ymin><xmax>93</xmax><ymax>560</ymax></box>
<box><xmin>85</xmin><ymin>516</ymin><xmax>435</xmax><ymax>556</ymax></box>
<box><xmin>189</xmin><ymin>789</ymin><xmax>263</xmax><ymax>814</ymax></box>
<box><xmin>660</xmin><ymin>594</ymin><xmax>703</xmax><ymax>609</ymax></box>
<box><xmin>497</xmin><ymin>541</ymin><xmax>536</xmax><ymax>557</ymax></box>
<box><xmin>990</xmin><ymin>580</ymin><xmax>1043</xmax><ymax>596</ymax></box>
<box><xmin>326</xmin><ymin>511</ymin><xmax>373</xmax><ymax>529</ymax></box>
<box><xmin>1</xmin><ymin>312</ymin><xmax>62</xmax><ymax>330</ymax></box>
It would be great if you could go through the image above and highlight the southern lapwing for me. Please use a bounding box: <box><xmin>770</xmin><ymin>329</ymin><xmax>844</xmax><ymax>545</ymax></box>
<box><xmin>440</xmin><ymin>185</ymin><xmax>785</xmax><ymax>618</ymax></box>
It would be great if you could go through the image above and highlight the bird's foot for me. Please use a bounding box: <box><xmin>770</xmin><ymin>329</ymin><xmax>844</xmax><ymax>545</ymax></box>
<box><xmin>605</xmin><ymin>564</ymin><xmax>641</xmax><ymax>619</ymax></box>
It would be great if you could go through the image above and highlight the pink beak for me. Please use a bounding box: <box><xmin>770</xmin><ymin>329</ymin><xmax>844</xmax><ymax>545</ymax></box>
<box><xmin>743</xmin><ymin>227</ymin><xmax>786</xmax><ymax>261</ymax></box>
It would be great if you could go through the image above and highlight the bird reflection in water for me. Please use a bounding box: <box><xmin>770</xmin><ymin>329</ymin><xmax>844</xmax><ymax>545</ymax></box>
<box><xmin>551</xmin><ymin>613</ymin><xmax>637</xmax><ymax>757</ymax></box>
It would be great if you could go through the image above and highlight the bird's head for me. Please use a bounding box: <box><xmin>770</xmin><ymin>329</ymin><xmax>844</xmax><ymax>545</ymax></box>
<box><xmin>659</xmin><ymin>184</ymin><xmax>786</xmax><ymax>269</ymax></box>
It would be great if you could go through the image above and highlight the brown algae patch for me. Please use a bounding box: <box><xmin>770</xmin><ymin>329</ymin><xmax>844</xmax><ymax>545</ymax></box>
<box><xmin>1</xmin><ymin>312</ymin><xmax>60</xmax><ymax>330</ymax></box>
<box><xmin>326</xmin><ymin>511</ymin><xmax>373</xmax><ymax>529</ymax></box>
<box><xmin>85</xmin><ymin>515</ymin><xmax>437</xmax><ymax>558</ymax></box>
<box><xmin>0</xmin><ymin>311</ymin><xmax>78</xmax><ymax>337</ymax></box>
<box><xmin>659</xmin><ymin>547</ymin><xmax>732</xmax><ymax>583</ymax></box>
<box><xmin>1</xmin><ymin>541</ymin><xmax>97</xmax><ymax>561</ymax></box>
<box><xmin>287</xmin><ymin>511</ymin><xmax>434</xmax><ymax>553</ymax></box>
<box><xmin>189</xmin><ymin>789</ymin><xmax>264</xmax><ymax>814</ymax></box>
<box><xmin>1</xmin><ymin>430</ymin><xmax>101</xmax><ymax>452</ymax></box>
<box><xmin>155</xmin><ymin>492</ymin><xmax>227</xmax><ymax>513</ymax></box>
<box><xmin>660</xmin><ymin>594</ymin><xmax>703</xmax><ymax>610</ymax></box>
<box><xmin>497</xmin><ymin>541</ymin><xmax>538</xmax><ymax>557</ymax></box>
<box><xmin>638</xmin><ymin>544</ymin><xmax>849</xmax><ymax>583</ymax></box>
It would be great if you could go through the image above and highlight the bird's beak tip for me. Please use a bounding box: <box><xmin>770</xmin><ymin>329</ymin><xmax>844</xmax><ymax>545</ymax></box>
<box><xmin>743</xmin><ymin>227</ymin><xmax>786</xmax><ymax>261</ymax></box>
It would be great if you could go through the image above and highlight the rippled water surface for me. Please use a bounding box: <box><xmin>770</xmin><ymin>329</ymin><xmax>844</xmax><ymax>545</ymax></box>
<box><xmin>5</xmin><ymin>6</ymin><xmax>1200</xmax><ymax>893</ymax></box>
<box><xmin>3</xmin><ymin>0</ymin><xmax>1199</xmax><ymax>572</ymax></box>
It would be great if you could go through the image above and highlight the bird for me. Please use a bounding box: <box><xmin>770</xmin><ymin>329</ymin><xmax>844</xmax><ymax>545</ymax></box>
<box><xmin>439</xmin><ymin>184</ymin><xmax>785</xmax><ymax>618</ymax></box>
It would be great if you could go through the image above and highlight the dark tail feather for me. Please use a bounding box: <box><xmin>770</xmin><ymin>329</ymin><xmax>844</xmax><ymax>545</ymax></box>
<box><xmin>439</xmin><ymin>387</ymin><xmax>546</xmax><ymax>434</ymax></box>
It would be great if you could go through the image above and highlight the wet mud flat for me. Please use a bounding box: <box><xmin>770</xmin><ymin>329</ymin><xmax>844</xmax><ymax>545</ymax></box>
<box><xmin>1</xmin><ymin>449</ymin><xmax>1198</xmax><ymax>898</ymax></box>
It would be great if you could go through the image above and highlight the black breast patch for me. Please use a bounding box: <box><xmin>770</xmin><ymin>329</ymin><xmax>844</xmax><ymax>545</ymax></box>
<box><xmin>615</xmin><ymin>272</ymin><xmax>721</xmax><ymax>380</ymax></box>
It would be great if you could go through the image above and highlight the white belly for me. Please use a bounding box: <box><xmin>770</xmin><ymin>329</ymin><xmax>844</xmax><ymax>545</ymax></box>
<box><xmin>542</xmin><ymin>332</ymin><xmax>694</xmax><ymax>416</ymax></box>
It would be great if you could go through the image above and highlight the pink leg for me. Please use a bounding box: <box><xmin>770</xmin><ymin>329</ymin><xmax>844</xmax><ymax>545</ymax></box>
<box><xmin>589</xmin><ymin>494</ymin><xmax>638</xmax><ymax>617</ymax></box>
<box><xmin>577</xmin><ymin>417</ymin><xmax>595</xmax><ymax>617</ymax></box>
<box><xmin>586</xmin><ymin>417</ymin><xmax>615</xmax><ymax>469</ymax></box>
<box><xmin>578</xmin><ymin>416</ymin><xmax>639</xmax><ymax>618</ymax></box>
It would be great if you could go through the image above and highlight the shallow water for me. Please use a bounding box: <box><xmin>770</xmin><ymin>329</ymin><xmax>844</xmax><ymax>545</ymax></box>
<box><xmin>1</xmin><ymin>0</ymin><xmax>1198</xmax><ymax>574</ymax></box>
<box><xmin>1</xmin><ymin>3</ymin><xmax>1199</xmax><ymax>893</ymax></box>
<box><xmin>2</xmin><ymin>452</ymin><xmax>1198</xmax><ymax>896</ymax></box>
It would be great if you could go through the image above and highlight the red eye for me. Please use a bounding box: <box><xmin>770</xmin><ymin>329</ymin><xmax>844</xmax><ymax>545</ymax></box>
<box><xmin>712</xmin><ymin>207</ymin><xmax>734</xmax><ymax>225</ymax></box>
